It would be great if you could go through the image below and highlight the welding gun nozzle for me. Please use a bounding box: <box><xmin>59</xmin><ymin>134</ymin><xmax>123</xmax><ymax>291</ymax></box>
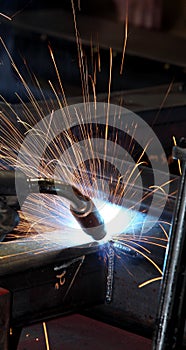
<box><xmin>36</xmin><ymin>179</ymin><xmax>107</xmax><ymax>241</ymax></box>
<box><xmin>0</xmin><ymin>171</ymin><xmax>106</xmax><ymax>241</ymax></box>
<box><xmin>70</xmin><ymin>199</ymin><xmax>107</xmax><ymax>241</ymax></box>
<box><xmin>68</xmin><ymin>186</ymin><xmax>106</xmax><ymax>241</ymax></box>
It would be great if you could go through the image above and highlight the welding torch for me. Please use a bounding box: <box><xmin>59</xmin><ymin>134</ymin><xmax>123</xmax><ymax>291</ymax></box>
<box><xmin>0</xmin><ymin>170</ymin><xmax>106</xmax><ymax>242</ymax></box>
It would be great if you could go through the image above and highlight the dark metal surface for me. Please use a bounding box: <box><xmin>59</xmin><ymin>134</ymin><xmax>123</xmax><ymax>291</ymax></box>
<box><xmin>0</xmin><ymin>177</ymin><xmax>178</xmax><ymax>346</ymax></box>
<box><xmin>0</xmin><ymin>240</ymin><xmax>107</xmax><ymax>349</ymax></box>
<box><xmin>5</xmin><ymin>9</ymin><xmax>186</xmax><ymax>68</ymax></box>
<box><xmin>0</xmin><ymin>288</ymin><xmax>10</xmax><ymax>350</ymax></box>
<box><xmin>84</xmin><ymin>168</ymin><xmax>186</xmax><ymax>347</ymax></box>
<box><xmin>86</xmin><ymin>227</ymin><xmax>166</xmax><ymax>337</ymax></box>
<box><xmin>1</xmin><ymin>8</ymin><xmax>186</xmax><ymax>104</ymax></box>
<box><xmin>0</xmin><ymin>197</ymin><xmax>19</xmax><ymax>241</ymax></box>
<box><xmin>152</xmin><ymin>146</ymin><xmax>186</xmax><ymax>350</ymax></box>
<box><xmin>1</xmin><ymin>83</ymin><xmax>186</xmax><ymax>162</ymax></box>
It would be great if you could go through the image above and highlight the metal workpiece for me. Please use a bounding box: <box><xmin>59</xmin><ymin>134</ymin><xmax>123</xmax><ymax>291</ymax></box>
<box><xmin>152</xmin><ymin>145</ymin><xmax>186</xmax><ymax>350</ymax></box>
<box><xmin>85</xmin><ymin>233</ymin><xmax>165</xmax><ymax>337</ymax></box>
<box><xmin>0</xmin><ymin>241</ymin><xmax>108</xmax><ymax>350</ymax></box>
<box><xmin>1</xmin><ymin>243</ymin><xmax>116</xmax><ymax>346</ymax></box>
<box><xmin>0</xmin><ymin>170</ymin><xmax>180</xmax><ymax>347</ymax></box>
<box><xmin>84</xmin><ymin>200</ymin><xmax>185</xmax><ymax>346</ymax></box>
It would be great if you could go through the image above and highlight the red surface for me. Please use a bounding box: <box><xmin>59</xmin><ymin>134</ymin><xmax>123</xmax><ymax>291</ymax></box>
<box><xmin>18</xmin><ymin>314</ymin><xmax>152</xmax><ymax>350</ymax></box>
<box><xmin>0</xmin><ymin>287</ymin><xmax>9</xmax><ymax>296</ymax></box>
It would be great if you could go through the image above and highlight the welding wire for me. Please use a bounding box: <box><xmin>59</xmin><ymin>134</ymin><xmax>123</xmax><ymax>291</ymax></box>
<box><xmin>152</xmin><ymin>146</ymin><xmax>186</xmax><ymax>350</ymax></box>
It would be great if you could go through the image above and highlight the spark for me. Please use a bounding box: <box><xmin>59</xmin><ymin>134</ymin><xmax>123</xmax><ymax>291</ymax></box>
<box><xmin>89</xmin><ymin>75</ymin><xmax>97</xmax><ymax>106</ymax></box>
<box><xmin>159</xmin><ymin>223</ymin><xmax>169</xmax><ymax>240</ymax></box>
<box><xmin>137</xmin><ymin>238</ymin><xmax>167</xmax><ymax>249</ymax></box>
<box><xmin>71</xmin><ymin>0</ymin><xmax>89</xmax><ymax>105</ymax></box>
<box><xmin>132</xmin><ymin>178</ymin><xmax>174</xmax><ymax>212</ymax></box>
<box><xmin>107</xmin><ymin>47</ymin><xmax>113</xmax><ymax>107</ymax></box>
<box><xmin>113</xmin><ymin>240</ymin><xmax>163</xmax><ymax>275</ymax></box>
<box><xmin>10</xmin><ymin>1</ymin><xmax>33</xmax><ymax>19</ymax></box>
<box><xmin>0</xmin><ymin>247</ymin><xmax>46</xmax><ymax>260</ymax></box>
<box><xmin>149</xmin><ymin>185</ymin><xmax>167</xmax><ymax>196</ymax></box>
<box><xmin>173</xmin><ymin>136</ymin><xmax>182</xmax><ymax>175</ymax></box>
<box><xmin>138</xmin><ymin>276</ymin><xmax>162</xmax><ymax>289</ymax></box>
<box><xmin>120</xmin><ymin>0</ymin><xmax>129</xmax><ymax>75</ymax></box>
<box><xmin>0</xmin><ymin>4</ymin><xmax>174</xmax><ymax>291</ymax></box>
<box><xmin>104</xmin><ymin>47</ymin><xmax>113</xmax><ymax>167</ymax></box>
<box><xmin>48</xmin><ymin>44</ymin><xmax>68</xmax><ymax>109</ymax></box>
<box><xmin>43</xmin><ymin>322</ymin><xmax>50</xmax><ymax>350</ymax></box>
<box><xmin>97</xmin><ymin>36</ymin><xmax>101</xmax><ymax>73</ymax></box>
<box><xmin>90</xmin><ymin>35</ymin><xmax>94</xmax><ymax>74</ymax></box>
<box><xmin>114</xmin><ymin>233</ymin><xmax>166</xmax><ymax>249</ymax></box>
<box><xmin>63</xmin><ymin>255</ymin><xmax>85</xmax><ymax>300</ymax></box>
<box><xmin>0</xmin><ymin>13</ymin><xmax>12</xmax><ymax>21</ymax></box>
<box><xmin>152</xmin><ymin>80</ymin><xmax>174</xmax><ymax>128</ymax></box>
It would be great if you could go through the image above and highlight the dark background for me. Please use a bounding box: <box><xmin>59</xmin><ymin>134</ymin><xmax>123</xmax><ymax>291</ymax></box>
<box><xmin>0</xmin><ymin>0</ymin><xmax>186</xmax><ymax>102</ymax></box>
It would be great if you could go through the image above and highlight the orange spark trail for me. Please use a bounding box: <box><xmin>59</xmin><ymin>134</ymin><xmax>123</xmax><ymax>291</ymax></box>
<box><xmin>104</xmin><ymin>48</ymin><xmax>113</xmax><ymax>162</ymax></box>
<box><xmin>159</xmin><ymin>223</ymin><xmax>169</xmax><ymax>240</ymax></box>
<box><xmin>138</xmin><ymin>276</ymin><xmax>162</xmax><ymax>289</ymax></box>
<box><xmin>152</xmin><ymin>80</ymin><xmax>174</xmax><ymax>127</ymax></box>
<box><xmin>120</xmin><ymin>0</ymin><xmax>128</xmax><ymax>75</ymax></box>
<box><xmin>0</xmin><ymin>13</ymin><xmax>12</xmax><ymax>21</ymax></box>
<box><xmin>43</xmin><ymin>322</ymin><xmax>50</xmax><ymax>350</ymax></box>
<box><xmin>173</xmin><ymin>136</ymin><xmax>182</xmax><ymax>175</ymax></box>
<box><xmin>118</xmin><ymin>242</ymin><xmax>163</xmax><ymax>275</ymax></box>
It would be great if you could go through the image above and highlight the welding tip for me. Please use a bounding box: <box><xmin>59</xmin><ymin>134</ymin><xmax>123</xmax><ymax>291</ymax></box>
<box><xmin>70</xmin><ymin>188</ymin><xmax>107</xmax><ymax>241</ymax></box>
<box><xmin>0</xmin><ymin>171</ymin><xmax>106</xmax><ymax>241</ymax></box>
